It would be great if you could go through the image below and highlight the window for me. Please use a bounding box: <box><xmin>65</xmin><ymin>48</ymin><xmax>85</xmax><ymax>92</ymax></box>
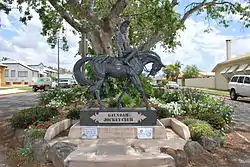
<box><xmin>11</xmin><ymin>70</ymin><xmax>15</xmax><ymax>77</ymax></box>
<box><xmin>32</xmin><ymin>71</ymin><xmax>38</xmax><ymax>77</ymax></box>
<box><xmin>4</xmin><ymin>69</ymin><xmax>9</xmax><ymax>77</ymax></box>
<box><xmin>18</xmin><ymin>71</ymin><xmax>28</xmax><ymax>77</ymax></box>
<box><xmin>237</xmin><ymin>76</ymin><xmax>245</xmax><ymax>83</ymax></box>
<box><xmin>244</xmin><ymin>77</ymin><xmax>250</xmax><ymax>84</ymax></box>
<box><xmin>231</xmin><ymin>76</ymin><xmax>238</xmax><ymax>82</ymax></box>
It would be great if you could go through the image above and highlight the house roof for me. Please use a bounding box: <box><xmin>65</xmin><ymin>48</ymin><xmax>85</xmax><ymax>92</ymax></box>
<box><xmin>212</xmin><ymin>52</ymin><xmax>250</xmax><ymax>72</ymax></box>
<box><xmin>45</xmin><ymin>67</ymin><xmax>58</xmax><ymax>73</ymax></box>
<box><xmin>28</xmin><ymin>63</ymin><xmax>58</xmax><ymax>73</ymax></box>
<box><xmin>0</xmin><ymin>63</ymin><xmax>7</xmax><ymax>67</ymax></box>
<box><xmin>28</xmin><ymin>62</ymin><xmax>45</xmax><ymax>67</ymax></box>
<box><xmin>199</xmin><ymin>71</ymin><xmax>215</xmax><ymax>76</ymax></box>
<box><xmin>1</xmin><ymin>59</ymin><xmax>39</xmax><ymax>72</ymax></box>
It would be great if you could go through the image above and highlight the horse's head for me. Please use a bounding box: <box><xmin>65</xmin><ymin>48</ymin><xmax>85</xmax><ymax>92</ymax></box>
<box><xmin>149</xmin><ymin>61</ymin><xmax>165</xmax><ymax>76</ymax></box>
<box><xmin>137</xmin><ymin>50</ymin><xmax>165</xmax><ymax>76</ymax></box>
<box><xmin>141</xmin><ymin>51</ymin><xmax>165</xmax><ymax>76</ymax></box>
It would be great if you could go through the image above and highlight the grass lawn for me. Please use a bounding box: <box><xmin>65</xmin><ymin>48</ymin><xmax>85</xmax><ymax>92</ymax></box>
<box><xmin>198</xmin><ymin>88</ymin><xmax>229</xmax><ymax>96</ymax></box>
<box><xmin>0</xmin><ymin>87</ymin><xmax>12</xmax><ymax>90</ymax></box>
<box><xmin>17</xmin><ymin>86</ymin><xmax>32</xmax><ymax>91</ymax></box>
<box><xmin>0</xmin><ymin>86</ymin><xmax>32</xmax><ymax>91</ymax></box>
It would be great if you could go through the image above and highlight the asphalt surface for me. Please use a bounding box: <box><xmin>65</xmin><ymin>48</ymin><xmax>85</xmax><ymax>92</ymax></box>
<box><xmin>0</xmin><ymin>92</ymin><xmax>38</xmax><ymax>119</ymax></box>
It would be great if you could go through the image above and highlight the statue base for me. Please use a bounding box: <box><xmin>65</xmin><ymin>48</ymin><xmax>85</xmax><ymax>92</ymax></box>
<box><xmin>68</xmin><ymin>107</ymin><xmax>166</xmax><ymax>139</ymax></box>
<box><xmin>79</xmin><ymin>107</ymin><xmax>157</xmax><ymax>126</ymax></box>
<box><xmin>68</xmin><ymin>120</ymin><xmax>166</xmax><ymax>139</ymax></box>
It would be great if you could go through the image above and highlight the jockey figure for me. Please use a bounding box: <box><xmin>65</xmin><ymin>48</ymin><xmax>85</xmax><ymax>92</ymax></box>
<box><xmin>115</xmin><ymin>19</ymin><xmax>137</xmax><ymax>69</ymax></box>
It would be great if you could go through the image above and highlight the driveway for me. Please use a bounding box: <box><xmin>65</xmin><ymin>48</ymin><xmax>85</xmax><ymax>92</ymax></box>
<box><xmin>0</xmin><ymin>92</ymin><xmax>38</xmax><ymax>119</ymax></box>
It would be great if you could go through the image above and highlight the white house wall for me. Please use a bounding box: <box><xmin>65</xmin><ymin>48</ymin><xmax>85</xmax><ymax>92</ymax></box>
<box><xmin>214</xmin><ymin>59</ymin><xmax>250</xmax><ymax>90</ymax></box>
<box><xmin>4</xmin><ymin>64</ymin><xmax>39</xmax><ymax>83</ymax></box>
<box><xmin>184</xmin><ymin>77</ymin><xmax>215</xmax><ymax>89</ymax></box>
<box><xmin>215</xmin><ymin>72</ymin><xmax>228</xmax><ymax>90</ymax></box>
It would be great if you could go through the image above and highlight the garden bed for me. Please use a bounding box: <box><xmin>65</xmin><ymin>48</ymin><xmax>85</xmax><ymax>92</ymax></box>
<box><xmin>4</xmin><ymin>86</ymin><xmax>238</xmax><ymax>167</ymax></box>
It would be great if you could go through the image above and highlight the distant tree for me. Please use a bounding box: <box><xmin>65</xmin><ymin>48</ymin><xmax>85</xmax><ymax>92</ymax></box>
<box><xmin>162</xmin><ymin>61</ymin><xmax>182</xmax><ymax>81</ymax></box>
<box><xmin>1</xmin><ymin>57</ymin><xmax>8</xmax><ymax>61</ymax></box>
<box><xmin>183</xmin><ymin>65</ymin><xmax>199</xmax><ymax>79</ymax></box>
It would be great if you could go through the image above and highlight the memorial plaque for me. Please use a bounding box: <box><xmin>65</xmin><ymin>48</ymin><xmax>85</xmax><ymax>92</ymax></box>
<box><xmin>137</xmin><ymin>128</ymin><xmax>153</xmax><ymax>139</ymax></box>
<box><xmin>80</xmin><ymin>108</ymin><xmax>157</xmax><ymax>126</ymax></box>
<box><xmin>82</xmin><ymin>127</ymin><xmax>98</xmax><ymax>139</ymax></box>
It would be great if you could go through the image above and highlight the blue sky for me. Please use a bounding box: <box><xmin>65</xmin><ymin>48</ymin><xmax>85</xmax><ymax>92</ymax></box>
<box><xmin>1</xmin><ymin>1</ymin><xmax>250</xmax><ymax>72</ymax></box>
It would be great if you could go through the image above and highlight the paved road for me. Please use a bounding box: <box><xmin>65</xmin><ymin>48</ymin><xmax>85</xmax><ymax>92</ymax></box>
<box><xmin>0</xmin><ymin>92</ymin><xmax>38</xmax><ymax>119</ymax></box>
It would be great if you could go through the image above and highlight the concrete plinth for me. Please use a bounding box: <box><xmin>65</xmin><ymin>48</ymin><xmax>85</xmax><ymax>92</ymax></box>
<box><xmin>68</xmin><ymin>120</ymin><xmax>167</xmax><ymax>139</ymax></box>
<box><xmin>64</xmin><ymin>143</ymin><xmax>175</xmax><ymax>167</ymax></box>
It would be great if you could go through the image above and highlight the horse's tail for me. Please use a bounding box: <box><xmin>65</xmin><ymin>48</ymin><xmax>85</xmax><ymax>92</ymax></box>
<box><xmin>73</xmin><ymin>57</ymin><xmax>94</xmax><ymax>86</ymax></box>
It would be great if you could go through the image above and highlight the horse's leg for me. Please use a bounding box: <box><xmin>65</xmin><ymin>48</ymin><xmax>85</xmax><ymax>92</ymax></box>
<box><xmin>117</xmin><ymin>78</ymin><xmax>131</xmax><ymax>109</ymax></box>
<box><xmin>130</xmin><ymin>75</ymin><xmax>151</xmax><ymax>110</ymax></box>
<box><xmin>94</xmin><ymin>78</ymin><xmax>105</xmax><ymax>110</ymax></box>
<box><xmin>87</xmin><ymin>85</ymin><xmax>95</xmax><ymax>108</ymax></box>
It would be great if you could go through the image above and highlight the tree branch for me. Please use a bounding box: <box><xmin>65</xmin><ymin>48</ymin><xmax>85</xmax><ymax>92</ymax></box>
<box><xmin>68</xmin><ymin>0</ymin><xmax>82</xmax><ymax>11</ymax></box>
<box><xmin>138</xmin><ymin>32</ymin><xmax>163</xmax><ymax>51</ymax></box>
<box><xmin>171</xmin><ymin>0</ymin><xmax>179</xmax><ymax>7</ymax></box>
<box><xmin>106</xmin><ymin>0</ymin><xmax>128</xmax><ymax>25</ymax></box>
<box><xmin>87</xmin><ymin>0</ymin><xmax>94</xmax><ymax>15</ymax></box>
<box><xmin>121</xmin><ymin>9</ymin><xmax>151</xmax><ymax>17</ymax></box>
<box><xmin>181</xmin><ymin>0</ymin><xmax>235</xmax><ymax>23</ymax></box>
<box><xmin>48</xmin><ymin>0</ymin><xmax>88</xmax><ymax>33</ymax></box>
<box><xmin>137</xmin><ymin>0</ymin><xmax>237</xmax><ymax>52</ymax></box>
<box><xmin>67</xmin><ymin>0</ymin><xmax>101</xmax><ymax>26</ymax></box>
<box><xmin>85</xmin><ymin>0</ymin><xmax>101</xmax><ymax>26</ymax></box>
<box><xmin>0</xmin><ymin>2</ymin><xmax>12</xmax><ymax>14</ymax></box>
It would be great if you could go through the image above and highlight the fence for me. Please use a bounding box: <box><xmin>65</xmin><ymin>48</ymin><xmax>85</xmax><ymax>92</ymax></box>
<box><xmin>177</xmin><ymin>77</ymin><xmax>215</xmax><ymax>89</ymax></box>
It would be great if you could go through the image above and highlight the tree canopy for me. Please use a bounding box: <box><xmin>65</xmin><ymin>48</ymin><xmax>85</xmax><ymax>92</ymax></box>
<box><xmin>1</xmin><ymin>0</ymin><xmax>249</xmax><ymax>56</ymax></box>
<box><xmin>183</xmin><ymin>64</ymin><xmax>200</xmax><ymax>79</ymax></box>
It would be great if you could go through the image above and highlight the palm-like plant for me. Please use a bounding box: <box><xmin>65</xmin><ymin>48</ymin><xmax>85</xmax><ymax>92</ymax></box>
<box><xmin>162</xmin><ymin>61</ymin><xmax>182</xmax><ymax>82</ymax></box>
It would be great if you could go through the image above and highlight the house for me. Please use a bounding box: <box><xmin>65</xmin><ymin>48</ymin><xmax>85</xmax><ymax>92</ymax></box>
<box><xmin>212</xmin><ymin>52</ymin><xmax>250</xmax><ymax>90</ymax></box>
<box><xmin>1</xmin><ymin>58</ymin><xmax>39</xmax><ymax>85</ymax></box>
<box><xmin>0</xmin><ymin>63</ymin><xmax>7</xmax><ymax>86</ymax></box>
<box><xmin>28</xmin><ymin>63</ymin><xmax>58</xmax><ymax>78</ymax></box>
<box><xmin>198</xmin><ymin>70</ymin><xmax>215</xmax><ymax>78</ymax></box>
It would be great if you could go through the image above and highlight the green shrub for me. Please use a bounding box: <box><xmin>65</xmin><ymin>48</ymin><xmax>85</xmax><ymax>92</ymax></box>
<box><xmin>27</xmin><ymin>128</ymin><xmax>46</xmax><ymax>139</ymax></box>
<box><xmin>198</xmin><ymin>95</ymin><xmax>234</xmax><ymax>125</ymax></box>
<box><xmin>196</xmin><ymin>112</ymin><xmax>226</xmax><ymax>130</ymax></box>
<box><xmin>17</xmin><ymin>147</ymin><xmax>34</xmax><ymax>162</ymax></box>
<box><xmin>121</xmin><ymin>94</ymin><xmax>137</xmax><ymax>108</ymax></box>
<box><xmin>38</xmin><ymin>87</ymin><xmax>87</xmax><ymax>108</ymax></box>
<box><xmin>106</xmin><ymin>98</ymin><xmax>118</xmax><ymax>108</ymax></box>
<box><xmin>188</xmin><ymin>121</ymin><xmax>216</xmax><ymax>141</ymax></box>
<box><xmin>154</xmin><ymin>88</ymin><xmax>234</xmax><ymax>127</ymax></box>
<box><xmin>156</xmin><ymin>106</ymin><xmax>172</xmax><ymax>119</ymax></box>
<box><xmin>161</xmin><ymin>90</ymin><xmax>179</xmax><ymax>103</ymax></box>
<box><xmin>11</xmin><ymin>106</ymin><xmax>58</xmax><ymax>129</ymax></box>
<box><xmin>153</xmin><ymin>88</ymin><xmax>165</xmax><ymax>99</ymax></box>
<box><xmin>183</xmin><ymin>117</ymin><xmax>205</xmax><ymax>126</ymax></box>
<box><xmin>101</xmin><ymin>78</ymin><xmax>120</xmax><ymax>99</ymax></box>
<box><xmin>66</xmin><ymin>108</ymin><xmax>80</xmax><ymax>120</ymax></box>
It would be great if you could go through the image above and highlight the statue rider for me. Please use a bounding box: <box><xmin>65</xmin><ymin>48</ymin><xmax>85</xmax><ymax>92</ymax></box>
<box><xmin>114</xmin><ymin>19</ymin><xmax>137</xmax><ymax>69</ymax></box>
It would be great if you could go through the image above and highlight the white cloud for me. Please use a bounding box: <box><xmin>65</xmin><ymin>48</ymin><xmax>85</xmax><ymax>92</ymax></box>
<box><xmin>154</xmin><ymin>18</ymin><xmax>250</xmax><ymax>72</ymax></box>
<box><xmin>1</xmin><ymin>6</ymin><xmax>250</xmax><ymax>73</ymax></box>
<box><xmin>0</xmin><ymin>9</ymin><xmax>80</xmax><ymax>71</ymax></box>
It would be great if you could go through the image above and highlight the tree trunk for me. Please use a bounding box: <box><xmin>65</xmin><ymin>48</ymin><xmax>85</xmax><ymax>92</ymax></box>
<box><xmin>88</xmin><ymin>28</ymin><xmax>113</xmax><ymax>56</ymax></box>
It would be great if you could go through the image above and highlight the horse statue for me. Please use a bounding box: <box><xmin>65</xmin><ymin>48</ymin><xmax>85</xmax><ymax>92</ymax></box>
<box><xmin>73</xmin><ymin>50</ymin><xmax>165</xmax><ymax>110</ymax></box>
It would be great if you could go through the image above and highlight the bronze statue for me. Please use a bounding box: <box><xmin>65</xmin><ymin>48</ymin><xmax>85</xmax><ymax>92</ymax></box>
<box><xmin>73</xmin><ymin>19</ymin><xmax>164</xmax><ymax>110</ymax></box>
<box><xmin>73</xmin><ymin>50</ymin><xmax>164</xmax><ymax>110</ymax></box>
